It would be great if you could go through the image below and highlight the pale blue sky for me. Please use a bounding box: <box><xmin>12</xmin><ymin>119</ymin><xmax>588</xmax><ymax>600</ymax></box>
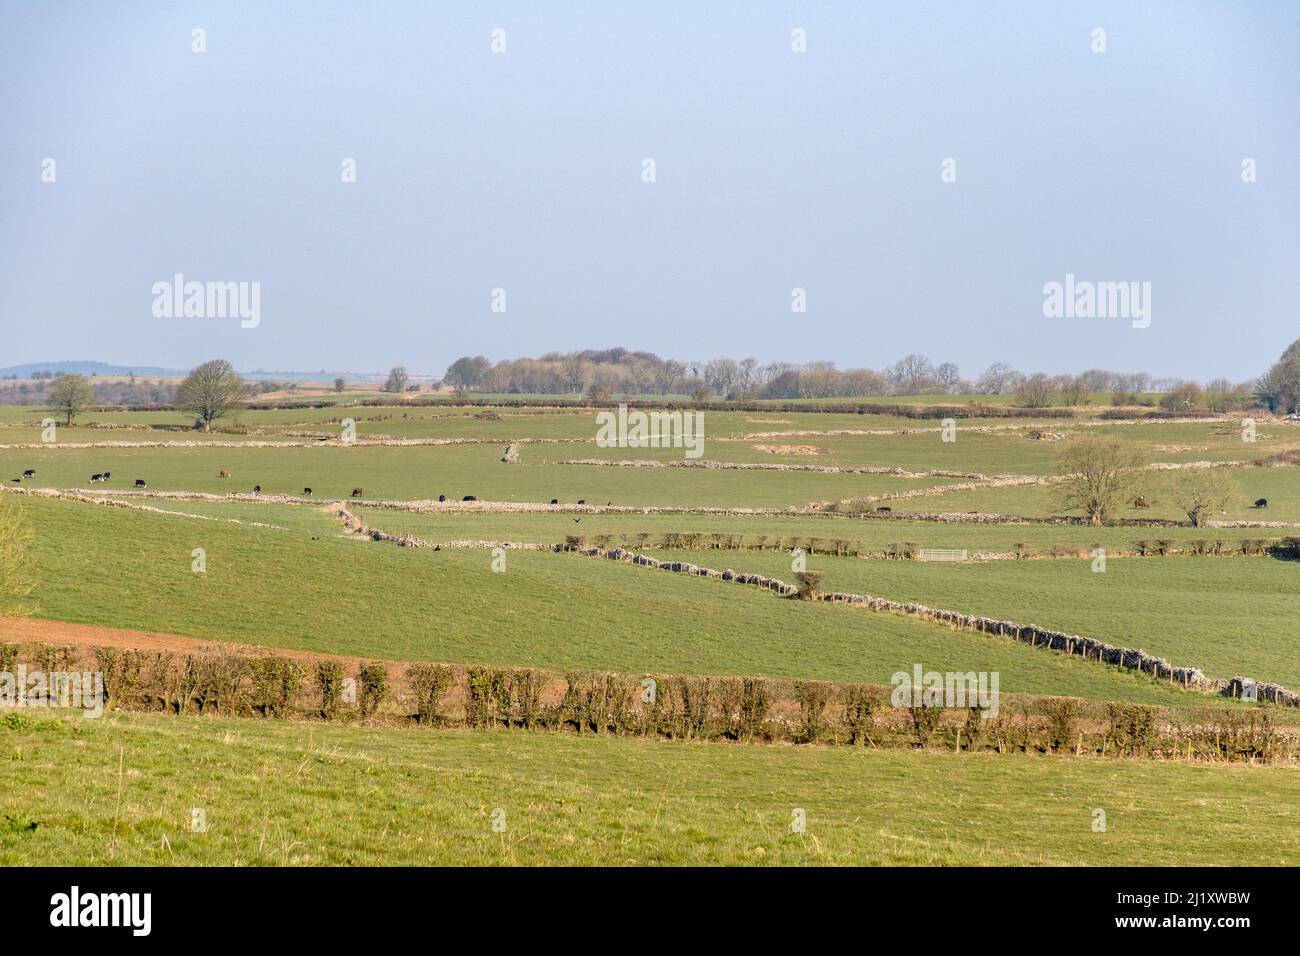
<box><xmin>1</xmin><ymin>0</ymin><xmax>1297</xmax><ymax>379</ymax></box>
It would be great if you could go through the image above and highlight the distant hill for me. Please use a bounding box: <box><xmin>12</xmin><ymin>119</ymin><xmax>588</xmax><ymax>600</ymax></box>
<box><xmin>0</xmin><ymin>361</ymin><xmax>437</xmax><ymax>384</ymax></box>
<box><xmin>0</xmin><ymin>360</ymin><xmax>187</xmax><ymax>378</ymax></box>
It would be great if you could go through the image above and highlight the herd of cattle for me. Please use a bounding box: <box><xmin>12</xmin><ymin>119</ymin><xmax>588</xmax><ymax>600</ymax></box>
<box><xmin>7</xmin><ymin>467</ymin><xmax>1273</xmax><ymax>510</ymax></box>
<box><xmin>10</xmin><ymin>468</ymin><xmax>483</xmax><ymax>501</ymax></box>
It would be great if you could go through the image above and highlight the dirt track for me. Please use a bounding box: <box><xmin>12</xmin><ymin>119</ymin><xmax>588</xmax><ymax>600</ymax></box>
<box><xmin>0</xmin><ymin>615</ymin><xmax>352</xmax><ymax>664</ymax></box>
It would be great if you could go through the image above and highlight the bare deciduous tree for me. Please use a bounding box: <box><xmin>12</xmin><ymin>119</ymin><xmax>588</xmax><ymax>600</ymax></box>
<box><xmin>1014</xmin><ymin>372</ymin><xmax>1055</xmax><ymax>408</ymax></box>
<box><xmin>976</xmin><ymin>362</ymin><xmax>1018</xmax><ymax>395</ymax></box>
<box><xmin>1171</xmin><ymin>467</ymin><xmax>1237</xmax><ymax>527</ymax></box>
<box><xmin>48</xmin><ymin>373</ymin><xmax>94</xmax><ymax>425</ymax></box>
<box><xmin>1054</xmin><ymin>436</ymin><xmax>1146</xmax><ymax>526</ymax></box>
<box><xmin>177</xmin><ymin>359</ymin><xmax>246</xmax><ymax>431</ymax></box>
<box><xmin>383</xmin><ymin>365</ymin><xmax>410</xmax><ymax>393</ymax></box>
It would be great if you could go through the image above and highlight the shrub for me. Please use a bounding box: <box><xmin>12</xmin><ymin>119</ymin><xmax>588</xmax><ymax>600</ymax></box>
<box><xmin>1105</xmin><ymin>702</ymin><xmax>1159</xmax><ymax>756</ymax></box>
<box><xmin>840</xmin><ymin>685</ymin><xmax>877</xmax><ymax>746</ymax></box>
<box><xmin>793</xmin><ymin>681</ymin><xmax>833</xmax><ymax>743</ymax></box>
<box><xmin>357</xmin><ymin>662</ymin><xmax>389</xmax><ymax>718</ymax></box>
<box><xmin>407</xmin><ymin>663</ymin><xmax>455</xmax><ymax>725</ymax></box>
<box><xmin>315</xmin><ymin>661</ymin><xmax>345</xmax><ymax>718</ymax></box>
<box><xmin>508</xmin><ymin>669</ymin><xmax>544</xmax><ymax>728</ymax></box>
<box><xmin>203</xmin><ymin>654</ymin><xmax>248</xmax><ymax>715</ymax></box>
<box><xmin>249</xmin><ymin>656</ymin><xmax>303</xmax><ymax>719</ymax></box>
<box><xmin>141</xmin><ymin>651</ymin><xmax>176</xmax><ymax>712</ymax></box>
<box><xmin>793</xmin><ymin>570</ymin><xmax>824</xmax><ymax>600</ymax></box>
<box><xmin>739</xmin><ymin>678</ymin><xmax>770</xmax><ymax>740</ymax></box>
<box><xmin>673</xmin><ymin>676</ymin><xmax>711</xmax><ymax>739</ymax></box>
<box><xmin>94</xmin><ymin>646</ymin><xmax>144</xmax><ymax>710</ymax></box>
<box><xmin>908</xmin><ymin>705</ymin><xmax>943</xmax><ymax>747</ymax></box>
<box><xmin>1040</xmin><ymin>696</ymin><xmax>1083</xmax><ymax>752</ymax></box>
<box><xmin>716</xmin><ymin>678</ymin><xmax>770</xmax><ymax>741</ymax></box>
<box><xmin>181</xmin><ymin>653</ymin><xmax>245</xmax><ymax>715</ymax></box>
<box><xmin>582</xmin><ymin>674</ymin><xmax>631</xmax><ymax>734</ymax></box>
<box><xmin>961</xmin><ymin>707</ymin><xmax>986</xmax><ymax>752</ymax></box>
<box><xmin>1276</xmin><ymin>536</ymin><xmax>1300</xmax><ymax>560</ymax></box>
<box><xmin>465</xmin><ymin>671</ymin><xmax>499</xmax><ymax>728</ymax></box>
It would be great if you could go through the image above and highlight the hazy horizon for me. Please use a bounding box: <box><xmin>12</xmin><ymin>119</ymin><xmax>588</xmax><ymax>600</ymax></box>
<box><xmin>3</xmin><ymin>1</ymin><xmax>1298</xmax><ymax>380</ymax></box>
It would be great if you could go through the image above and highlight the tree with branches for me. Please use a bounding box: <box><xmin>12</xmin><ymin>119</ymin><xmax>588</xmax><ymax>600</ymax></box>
<box><xmin>177</xmin><ymin>359</ymin><xmax>247</xmax><ymax>431</ymax></box>
<box><xmin>1054</xmin><ymin>436</ymin><xmax>1146</xmax><ymax>526</ymax></box>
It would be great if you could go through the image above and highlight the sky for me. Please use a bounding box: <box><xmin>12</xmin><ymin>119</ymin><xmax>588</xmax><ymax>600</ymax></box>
<box><xmin>1</xmin><ymin>0</ymin><xmax>1297</xmax><ymax>380</ymax></box>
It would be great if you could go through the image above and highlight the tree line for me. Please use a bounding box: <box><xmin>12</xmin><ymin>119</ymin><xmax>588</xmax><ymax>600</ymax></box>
<box><xmin>437</xmin><ymin>346</ymin><xmax>1269</xmax><ymax>410</ymax></box>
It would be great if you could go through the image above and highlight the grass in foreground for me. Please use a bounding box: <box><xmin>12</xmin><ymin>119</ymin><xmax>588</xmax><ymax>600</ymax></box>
<box><xmin>0</xmin><ymin>710</ymin><xmax>1295</xmax><ymax>865</ymax></box>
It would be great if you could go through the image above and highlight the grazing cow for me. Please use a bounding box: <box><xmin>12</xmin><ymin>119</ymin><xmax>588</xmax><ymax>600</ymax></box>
<box><xmin>1255</xmin><ymin>498</ymin><xmax>1269</xmax><ymax>509</ymax></box>
<box><xmin>21</xmin><ymin>469</ymin><xmax>35</xmax><ymax>479</ymax></box>
<box><xmin>876</xmin><ymin>506</ymin><xmax>891</xmax><ymax>513</ymax></box>
<box><xmin>351</xmin><ymin>488</ymin><xmax>363</xmax><ymax>498</ymax></box>
<box><xmin>462</xmin><ymin>495</ymin><xmax>477</xmax><ymax>502</ymax></box>
<box><xmin>253</xmin><ymin>485</ymin><xmax>261</xmax><ymax>494</ymax></box>
<box><xmin>438</xmin><ymin>495</ymin><xmax>446</xmax><ymax>502</ymax></box>
<box><xmin>134</xmin><ymin>479</ymin><xmax>146</xmax><ymax>488</ymax></box>
<box><xmin>577</xmin><ymin>499</ymin><xmax>586</xmax><ymax>505</ymax></box>
<box><xmin>90</xmin><ymin>473</ymin><xmax>103</xmax><ymax>483</ymax></box>
<box><xmin>1133</xmin><ymin>495</ymin><xmax>1150</xmax><ymax>509</ymax></box>
<box><xmin>550</xmin><ymin>499</ymin><xmax>558</xmax><ymax>505</ymax></box>
<box><xmin>102</xmin><ymin>472</ymin><xmax>111</xmax><ymax>480</ymax></box>
<box><xmin>303</xmin><ymin>487</ymin><xmax>313</xmax><ymax>496</ymax></box>
<box><xmin>219</xmin><ymin>469</ymin><xmax>230</xmax><ymax>478</ymax></box>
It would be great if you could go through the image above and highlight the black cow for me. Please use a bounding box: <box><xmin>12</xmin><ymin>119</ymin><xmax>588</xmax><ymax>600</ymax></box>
<box><xmin>1255</xmin><ymin>498</ymin><xmax>1269</xmax><ymax>509</ymax></box>
<box><xmin>351</xmin><ymin>488</ymin><xmax>363</xmax><ymax>498</ymax></box>
<box><xmin>103</xmin><ymin>472</ymin><xmax>111</xmax><ymax>480</ymax></box>
<box><xmin>90</xmin><ymin>473</ymin><xmax>103</xmax><ymax>482</ymax></box>
<box><xmin>876</xmin><ymin>506</ymin><xmax>891</xmax><ymax>513</ymax></box>
<box><xmin>253</xmin><ymin>485</ymin><xmax>261</xmax><ymax>493</ymax></box>
<box><xmin>21</xmin><ymin>469</ymin><xmax>35</xmax><ymax>479</ymax></box>
<box><xmin>550</xmin><ymin>499</ymin><xmax>558</xmax><ymax>505</ymax></box>
<box><xmin>438</xmin><ymin>495</ymin><xmax>446</xmax><ymax>502</ymax></box>
<box><xmin>577</xmin><ymin>499</ymin><xmax>586</xmax><ymax>505</ymax></box>
<box><xmin>134</xmin><ymin>479</ymin><xmax>146</xmax><ymax>488</ymax></box>
<box><xmin>303</xmin><ymin>487</ymin><xmax>313</xmax><ymax>496</ymax></box>
<box><xmin>462</xmin><ymin>495</ymin><xmax>477</xmax><ymax>502</ymax></box>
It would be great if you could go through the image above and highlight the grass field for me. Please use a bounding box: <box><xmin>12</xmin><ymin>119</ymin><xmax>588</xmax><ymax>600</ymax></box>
<box><xmin>641</xmin><ymin>547</ymin><xmax>1300</xmax><ymax>688</ymax></box>
<box><xmin>3</xmin><ymin>397</ymin><xmax>1299</xmax><ymax>867</ymax></box>
<box><xmin>1</xmin><ymin>711</ymin><xmax>1295</xmax><ymax>866</ymax></box>
<box><xmin>9</xmin><ymin>495</ymin><xmax>1204</xmax><ymax>703</ymax></box>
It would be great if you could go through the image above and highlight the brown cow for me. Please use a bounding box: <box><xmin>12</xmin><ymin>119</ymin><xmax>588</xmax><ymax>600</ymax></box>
<box><xmin>351</xmin><ymin>488</ymin><xmax>363</xmax><ymax>497</ymax></box>
<box><xmin>219</xmin><ymin>469</ymin><xmax>230</xmax><ymax>478</ymax></box>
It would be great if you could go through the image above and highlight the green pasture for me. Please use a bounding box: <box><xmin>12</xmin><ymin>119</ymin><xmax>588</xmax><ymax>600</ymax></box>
<box><xmin>8</xmin><ymin>495</ymin><xmax>1213</xmax><ymax>704</ymax></box>
<box><xmin>0</xmin><ymin>443</ymin><xmax>961</xmax><ymax>508</ymax></box>
<box><xmin>0</xmin><ymin>711</ymin><xmax>1295</xmax><ymax>865</ymax></box>
<box><xmin>639</xmin><ymin>548</ymin><xmax>1300</xmax><ymax>690</ymax></box>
